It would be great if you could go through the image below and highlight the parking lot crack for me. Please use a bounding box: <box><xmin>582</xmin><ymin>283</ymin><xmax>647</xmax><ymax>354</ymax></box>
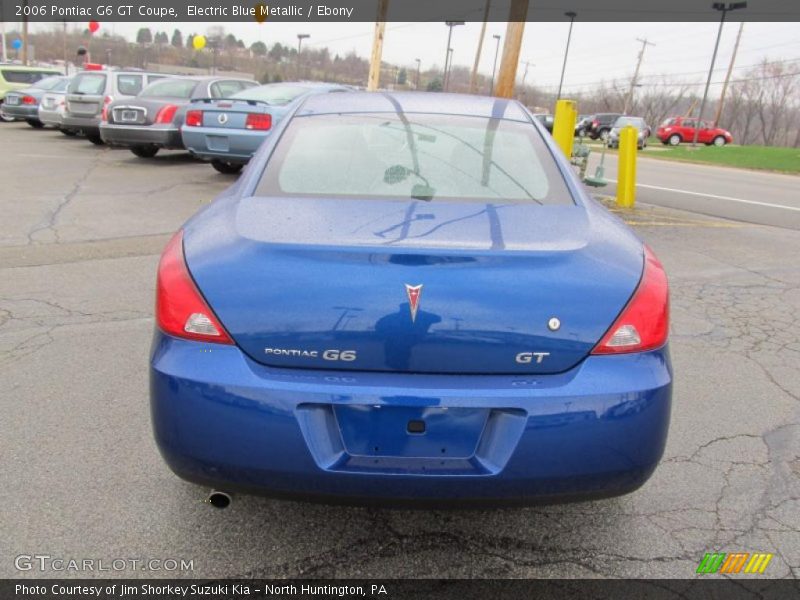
<box><xmin>25</xmin><ymin>150</ymin><xmax>105</xmax><ymax>244</ymax></box>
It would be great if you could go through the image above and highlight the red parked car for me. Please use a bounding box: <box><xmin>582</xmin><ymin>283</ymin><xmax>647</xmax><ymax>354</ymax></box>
<box><xmin>657</xmin><ymin>117</ymin><xmax>733</xmax><ymax>146</ymax></box>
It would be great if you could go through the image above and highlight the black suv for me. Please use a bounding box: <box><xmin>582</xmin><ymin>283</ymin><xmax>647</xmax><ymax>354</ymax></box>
<box><xmin>587</xmin><ymin>113</ymin><xmax>621</xmax><ymax>140</ymax></box>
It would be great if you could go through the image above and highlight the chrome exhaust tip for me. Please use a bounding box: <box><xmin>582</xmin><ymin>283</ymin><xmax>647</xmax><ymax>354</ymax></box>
<box><xmin>207</xmin><ymin>490</ymin><xmax>232</xmax><ymax>509</ymax></box>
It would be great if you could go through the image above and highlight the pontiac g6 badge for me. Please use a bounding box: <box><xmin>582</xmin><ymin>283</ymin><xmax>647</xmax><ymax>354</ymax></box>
<box><xmin>405</xmin><ymin>284</ymin><xmax>423</xmax><ymax>323</ymax></box>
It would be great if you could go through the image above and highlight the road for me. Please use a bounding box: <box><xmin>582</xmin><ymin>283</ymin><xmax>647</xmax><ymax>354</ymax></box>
<box><xmin>586</xmin><ymin>151</ymin><xmax>800</xmax><ymax>229</ymax></box>
<box><xmin>1</xmin><ymin>123</ymin><xmax>799</xmax><ymax>579</ymax></box>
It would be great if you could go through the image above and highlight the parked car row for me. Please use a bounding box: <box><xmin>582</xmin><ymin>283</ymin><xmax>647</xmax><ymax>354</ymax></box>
<box><xmin>1</xmin><ymin>64</ymin><xmax>357</xmax><ymax>174</ymax></box>
<box><xmin>0</xmin><ymin>64</ymin><xmax>63</xmax><ymax>122</ymax></box>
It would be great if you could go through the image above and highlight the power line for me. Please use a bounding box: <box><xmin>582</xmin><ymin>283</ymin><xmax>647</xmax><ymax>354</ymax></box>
<box><xmin>534</xmin><ymin>58</ymin><xmax>800</xmax><ymax>92</ymax></box>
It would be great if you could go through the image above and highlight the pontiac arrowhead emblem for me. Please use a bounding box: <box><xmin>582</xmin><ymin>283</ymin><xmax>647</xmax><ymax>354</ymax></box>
<box><xmin>405</xmin><ymin>284</ymin><xmax>423</xmax><ymax>323</ymax></box>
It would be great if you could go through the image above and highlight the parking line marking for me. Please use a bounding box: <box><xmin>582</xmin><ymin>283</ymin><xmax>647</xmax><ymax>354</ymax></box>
<box><xmin>605</xmin><ymin>179</ymin><xmax>800</xmax><ymax>212</ymax></box>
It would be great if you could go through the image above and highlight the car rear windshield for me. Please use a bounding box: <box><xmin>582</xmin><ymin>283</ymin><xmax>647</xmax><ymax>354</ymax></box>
<box><xmin>69</xmin><ymin>73</ymin><xmax>107</xmax><ymax>95</ymax></box>
<box><xmin>232</xmin><ymin>84</ymin><xmax>311</xmax><ymax>105</ymax></box>
<box><xmin>613</xmin><ymin>117</ymin><xmax>645</xmax><ymax>128</ymax></box>
<box><xmin>2</xmin><ymin>70</ymin><xmax>58</xmax><ymax>84</ymax></box>
<box><xmin>256</xmin><ymin>113</ymin><xmax>573</xmax><ymax>205</ymax></box>
<box><xmin>31</xmin><ymin>76</ymin><xmax>67</xmax><ymax>91</ymax></box>
<box><xmin>140</xmin><ymin>78</ymin><xmax>196</xmax><ymax>98</ymax></box>
<box><xmin>115</xmin><ymin>74</ymin><xmax>144</xmax><ymax>96</ymax></box>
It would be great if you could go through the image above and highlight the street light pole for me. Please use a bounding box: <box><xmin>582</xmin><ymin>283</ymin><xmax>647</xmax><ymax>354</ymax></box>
<box><xmin>556</xmin><ymin>11</ymin><xmax>577</xmax><ymax>100</ymax></box>
<box><xmin>443</xmin><ymin>21</ymin><xmax>464</xmax><ymax>92</ymax></box>
<box><xmin>490</xmin><ymin>34</ymin><xmax>501</xmax><ymax>95</ymax></box>
<box><xmin>446</xmin><ymin>47</ymin><xmax>454</xmax><ymax>89</ymax></box>
<box><xmin>296</xmin><ymin>33</ymin><xmax>310</xmax><ymax>80</ymax></box>
<box><xmin>692</xmin><ymin>2</ymin><xmax>746</xmax><ymax>147</ymax></box>
<box><xmin>415</xmin><ymin>58</ymin><xmax>421</xmax><ymax>89</ymax></box>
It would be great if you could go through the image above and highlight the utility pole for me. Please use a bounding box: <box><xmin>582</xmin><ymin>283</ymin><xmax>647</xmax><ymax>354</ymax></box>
<box><xmin>520</xmin><ymin>60</ymin><xmax>534</xmax><ymax>103</ymax></box>
<box><xmin>714</xmin><ymin>21</ymin><xmax>744</xmax><ymax>126</ymax></box>
<box><xmin>1</xmin><ymin>19</ymin><xmax>7</xmax><ymax>63</ymax></box>
<box><xmin>414</xmin><ymin>58</ymin><xmax>421</xmax><ymax>89</ymax></box>
<box><xmin>556</xmin><ymin>11</ymin><xmax>577</xmax><ymax>100</ymax></box>
<box><xmin>693</xmin><ymin>2</ymin><xmax>747</xmax><ymax>147</ymax></box>
<box><xmin>521</xmin><ymin>60</ymin><xmax>534</xmax><ymax>86</ymax></box>
<box><xmin>367</xmin><ymin>0</ymin><xmax>389</xmax><ymax>91</ymax></box>
<box><xmin>62</xmin><ymin>21</ymin><xmax>68</xmax><ymax>74</ymax></box>
<box><xmin>21</xmin><ymin>0</ymin><xmax>29</xmax><ymax>65</ymax></box>
<box><xmin>469</xmin><ymin>0</ymin><xmax>492</xmax><ymax>94</ymax></box>
<box><xmin>623</xmin><ymin>37</ymin><xmax>655</xmax><ymax>115</ymax></box>
<box><xmin>494</xmin><ymin>0</ymin><xmax>529</xmax><ymax>99</ymax></box>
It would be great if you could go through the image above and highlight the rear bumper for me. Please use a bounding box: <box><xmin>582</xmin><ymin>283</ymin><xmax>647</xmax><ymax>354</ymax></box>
<box><xmin>181</xmin><ymin>126</ymin><xmax>268</xmax><ymax>163</ymax></box>
<box><xmin>100</xmin><ymin>123</ymin><xmax>183</xmax><ymax>148</ymax></box>
<box><xmin>150</xmin><ymin>331</ymin><xmax>672</xmax><ymax>506</ymax></box>
<box><xmin>38</xmin><ymin>108</ymin><xmax>64</xmax><ymax>127</ymax></box>
<box><xmin>62</xmin><ymin>114</ymin><xmax>100</xmax><ymax>134</ymax></box>
<box><xmin>2</xmin><ymin>104</ymin><xmax>38</xmax><ymax>120</ymax></box>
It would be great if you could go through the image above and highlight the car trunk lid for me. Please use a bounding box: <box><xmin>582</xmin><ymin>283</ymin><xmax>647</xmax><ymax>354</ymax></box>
<box><xmin>183</xmin><ymin>196</ymin><xmax>643</xmax><ymax>375</ymax></box>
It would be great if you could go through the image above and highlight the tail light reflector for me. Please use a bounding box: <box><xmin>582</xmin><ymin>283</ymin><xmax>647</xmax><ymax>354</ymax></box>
<box><xmin>185</xmin><ymin>109</ymin><xmax>203</xmax><ymax>127</ymax></box>
<box><xmin>592</xmin><ymin>246</ymin><xmax>669</xmax><ymax>354</ymax></box>
<box><xmin>245</xmin><ymin>113</ymin><xmax>272</xmax><ymax>130</ymax></box>
<box><xmin>154</xmin><ymin>104</ymin><xmax>178</xmax><ymax>124</ymax></box>
<box><xmin>156</xmin><ymin>231</ymin><xmax>233</xmax><ymax>344</ymax></box>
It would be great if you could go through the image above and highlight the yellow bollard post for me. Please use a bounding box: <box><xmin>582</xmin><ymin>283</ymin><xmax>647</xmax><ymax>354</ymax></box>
<box><xmin>552</xmin><ymin>99</ymin><xmax>577</xmax><ymax>159</ymax></box>
<box><xmin>616</xmin><ymin>125</ymin><xmax>638</xmax><ymax>208</ymax></box>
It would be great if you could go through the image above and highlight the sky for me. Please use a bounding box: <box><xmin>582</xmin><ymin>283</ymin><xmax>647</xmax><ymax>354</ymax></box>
<box><xmin>21</xmin><ymin>20</ymin><xmax>800</xmax><ymax>92</ymax></box>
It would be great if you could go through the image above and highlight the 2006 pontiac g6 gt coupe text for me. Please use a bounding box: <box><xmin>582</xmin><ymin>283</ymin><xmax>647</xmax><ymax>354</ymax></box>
<box><xmin>150</xmin><ymin>92</ymin><xmax>671</xmax><ymax>505</ymax></box>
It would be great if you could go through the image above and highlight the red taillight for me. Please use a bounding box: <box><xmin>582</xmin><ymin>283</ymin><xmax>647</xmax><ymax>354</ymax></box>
<box><xmin>592</xmin><ymin>246</ymin><xmax>669</xmax><ymax>355</ymax></box>
<box><xmin>100</xmin><ymin>95</ymin><xmax>113</xmax><ymax>122</ymax></box>
<box><xmin>154</xmin><ymin>104</ymin><xmax>178</xmax><ymax>124</ymax></box>
<box><xmin>185</xmin><ymin>109</ymin><xmax>203</xmax><ymax>127</ymax></box>
<box><xmin>156</xmin><ymin>231</ymin><xmax>233</xmax><ymax>345</ymax></box>
<box><xmin>592</xmin><ymin>119</ymin><xmax>599</xmax><ymax>127</ymax></box>
<box><xmin>245</xmin><ymin>113</ymin><xmax>272</xmax><ymax>130</ymax></box>
<box><xmin>22</xmin><ymin>95</ymin><xmax>37</xmax><ymax>105</ymax></box>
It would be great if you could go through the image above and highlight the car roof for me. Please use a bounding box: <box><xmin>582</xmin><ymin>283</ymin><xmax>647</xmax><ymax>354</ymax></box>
<box><xmin>0</xmin><ymin>65</ymin><xmax>61</xmax><ymax>72</ymax></box>
<box><xmin>298</xmin><ymin>91</ymin><xmax>532</xmax><ymax>122</ymax></box>
<box><xmin>151</xmin><ymin>75</ymin><xmax>254</xmax><ymax>82</ymax></box>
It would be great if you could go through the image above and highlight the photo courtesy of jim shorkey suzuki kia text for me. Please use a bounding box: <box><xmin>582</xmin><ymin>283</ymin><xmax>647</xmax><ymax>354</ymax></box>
<box><xmin>14</xmin><ymin>584</ymin><xmax>388</xmax><ymax>596</ymax></box>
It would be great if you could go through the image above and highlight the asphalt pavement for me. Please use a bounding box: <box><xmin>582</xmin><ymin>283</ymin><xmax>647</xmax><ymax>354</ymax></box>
<box><xmin>1</xmin><ymin>123</ymin><xmax>799</xmax><ymax>579</ymax></box>
<box><xmin>586</xmin><ymin>150</ymin><xmax>800</xmax><ymax>229</ymax></box>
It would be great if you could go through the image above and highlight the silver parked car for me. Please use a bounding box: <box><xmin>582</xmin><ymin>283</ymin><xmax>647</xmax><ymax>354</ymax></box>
<box><xmin>63</xmin><ymin>69</ymin><xmax>166</xmax><ymax>145</ymax></box>
<box><xmin>38</xmin><ymin>76</ymin><xmax>76</xmax><ymax>134</ymax></box>
<box><xmin>100</xmin><ymin>76</ymin><xmax>256</xmax><ymax>158</ymax></box>
<box><xmin>606</xmin><ymin>116</ymin><xmax>651</xmax><ymax>150</ymax></box>
<box><xmin>1</xmin><ymin>76</ymin><xmax>70</xmax><ymax>128</ymax></box>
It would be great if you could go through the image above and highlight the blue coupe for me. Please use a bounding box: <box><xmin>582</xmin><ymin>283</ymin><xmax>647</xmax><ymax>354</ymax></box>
<box><xmin>180</xmin><ymin>81</ymin><xmax>352</xmax><ymax>174</ymax></box>
<box><xmin>151</xmin><ymin>92</ymin><xmax>672</xmax><ymax>506</ymax></box>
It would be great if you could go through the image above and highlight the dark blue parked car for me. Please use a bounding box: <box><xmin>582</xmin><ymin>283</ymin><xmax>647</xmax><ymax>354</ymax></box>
<box><xmin>151</xmin><ymin>92</ymin><xmax>672</xmax><ymax>506</ymax></box>
<box><xmin>180</xmin><ymin>81</ymin><xmax>352</xmax><ymax>174</ymax></box>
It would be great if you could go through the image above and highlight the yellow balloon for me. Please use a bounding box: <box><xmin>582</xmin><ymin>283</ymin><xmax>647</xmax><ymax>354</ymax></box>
<box><xmin>192</xmin><ymin>35</ymin><xmax>206</xmax><ymax>50</ymax></box>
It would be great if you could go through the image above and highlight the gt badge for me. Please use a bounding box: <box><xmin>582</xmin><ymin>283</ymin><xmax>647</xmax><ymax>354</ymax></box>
<box><xmin>405</xmin><ymin>284</ymin><xmax>423</xmax><ymax>323</ymax></box>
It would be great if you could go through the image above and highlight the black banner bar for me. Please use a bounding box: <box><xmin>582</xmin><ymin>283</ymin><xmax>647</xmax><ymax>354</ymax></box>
<box><xmin>4</xmin><ymin>579</ymin><xmax>800</xmax><ymax>600</ymax></box>
<box><xmin>1</xmin><ymin>0</ymin><xmax>797</xmax><ymax>23</ymax></box>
